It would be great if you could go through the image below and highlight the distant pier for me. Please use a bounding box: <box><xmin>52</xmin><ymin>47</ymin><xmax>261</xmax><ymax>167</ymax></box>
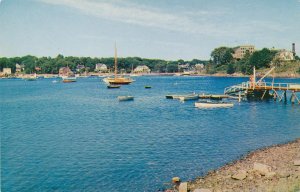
<box><xmin>224</xmin><ymin>67</ymin><xmax>300</xmax><ymax>104</ymax></box>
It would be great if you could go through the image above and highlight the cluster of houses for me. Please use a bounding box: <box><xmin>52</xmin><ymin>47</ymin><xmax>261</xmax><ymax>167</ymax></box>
<box><xmin>232</xmin><ymin>44</ymin><xmax>296</xmax><ymax>61</ymax></box>
<box><xmin>57</xmin><ymin>63</ymin><xmax>151</xmax><ymax>76</ymax></box>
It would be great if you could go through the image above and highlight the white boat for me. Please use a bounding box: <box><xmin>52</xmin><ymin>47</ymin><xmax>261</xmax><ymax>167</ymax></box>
<box><xmin>118</xmin><ymin>96</ymin><xmax>134</xmax><ymax>101</ymax></box>
<box><xmin>195</xmin><ymin>101</ymin><xmax>234</xmax><ymax>108</ymax></box>
<box><xmin>62</xmin><ymin>76</ymin><xmax>77</xmax><ymax>83</ymax></box>
<box><xmin>178</xmin><ymin>94</ymin><xmax>199</xmax><ymax>101</ymax></box>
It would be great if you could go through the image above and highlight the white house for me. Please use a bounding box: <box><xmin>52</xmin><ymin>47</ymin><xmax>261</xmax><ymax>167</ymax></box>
<box><xmin>133</xmin><ymin>65</ymin><xmax>151</xmax><ymax>73</ymax></box>
<box><xmin>95</xmin><ymin>63</ymin><xmax>108</xmax><ymax>72</ymax></box>
<box><xmin>16</xmin><ymin>64</ymin><xmax>25</xmax><ymax>73</ymax></box>
<box><xmin>195</xmin><ymin>63</ymin><xmax>205</xmax><ymax>70</ymax></box>
<box><xmin>275</xmin><ymin>49</ymin><xmax>294</xmax><ymax>61</ymax></box>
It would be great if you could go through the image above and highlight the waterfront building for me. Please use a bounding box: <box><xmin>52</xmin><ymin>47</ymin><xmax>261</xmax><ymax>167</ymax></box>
<box><xmin>95</xmin><ymin>63</ymin><xmax>108</xmax><ymax>72</ymax></box>
<box><xmin>15</xmin><ymin>64</ymin><xmax>25</xmax><ymax>73</ymax></box>
<box><xmin>195</xmin><ymin>63</ymin><xmax>205</xmax><ymax>72</ymax></box>
<box><xmin>59</xmin><ymin>67</ymin><xmax>73</xmax><ymax>76</ymax></box>
<box><xmin>232</xmin><ymin>45</ymin><xmax>255</xmax><ymax>60</ymax></box>
<box><xmin>2</xmin><ymin>68</ymin><xmax>12</xmax><ymax>75</ymax></box>
<box><xmin>178</xmin><ymin>63</ymin><xmax>190</xmax><ymax>72</ymax></box>
<box><xmin>76</xmin><ymin>64</ymin><xmax>85</xmax><ymax>72</ymax></box>
<box><xmin>133</xmin><ymin>65</ymin><xmax>151</xmax><ymax>73</ymax></box>
<box><xmin>275</xmin><ymin>49</ymin><xmax>295</xmax><ymax>61</ymax></box>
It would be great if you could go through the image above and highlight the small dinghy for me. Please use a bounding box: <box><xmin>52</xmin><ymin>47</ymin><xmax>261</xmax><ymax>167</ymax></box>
<box><xmin>107</xmin><ymin>85</ymin><xmax>121</xmax><ymax>89</ymax></box>
<box><xmin>166</xmin><ymin>94</ymin><xmax>177</xmax><ymax>99</ymax></box>
<box><xmin>118</xmin><ymin>96</ymin><xmax>134</xmax><ymax>101</ymax></box>
<box><xmin>178</xmin><ymin>94</ymin><xmax>199</xmax><ymax>101</ymax></box>
<box><xmin>195</xmin><ymin>101</ymin><xmax>234</xmax><ymax>108</ymax></box>
<box><xmin>144</xmin><ymin>86</ymin><xmax>152</xmax><ymax>89</ymax></box>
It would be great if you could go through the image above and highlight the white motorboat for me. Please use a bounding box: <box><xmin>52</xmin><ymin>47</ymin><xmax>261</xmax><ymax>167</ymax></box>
<box><xmin>118</xmin><ymin>96</ymin><xmax>134</xmax><ymax>101</ymax></box>
<box><xmin>195</xmin><ymin>101</ymin><xmax>234</xmax><ymax>108</ymax></box>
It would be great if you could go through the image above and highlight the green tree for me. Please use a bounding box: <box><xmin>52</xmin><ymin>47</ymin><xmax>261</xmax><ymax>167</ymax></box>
<box><xmin>226</xmin><ymin>63</ymin><xmax>235</xmax><ymax>74</ymax></box>
<box><xmin>211</xmin><ymin>47</ymin><xmax>234</xmax><ymax>65</ymax></box>
<box><xmin>248</xmin><ymin>48</ymin><xmax>277</xmax><ymax>69</ymax></box>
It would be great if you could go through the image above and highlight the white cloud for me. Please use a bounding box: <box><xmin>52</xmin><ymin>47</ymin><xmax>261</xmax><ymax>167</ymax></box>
<box><xmin>38</xmin><ymin>0</ymin><xmax>223</xmax><ymax>35</ymax></box>
<box><xmin>38</xmin><ymin>0</ymin><xmax>285</xmax><ymax>38</ymax></box>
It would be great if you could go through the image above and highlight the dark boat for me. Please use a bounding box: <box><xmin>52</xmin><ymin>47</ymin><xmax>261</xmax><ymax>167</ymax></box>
<box><xmin>107</xmin><ymin>85</ymin><xmax>121</xmax><ymax>89</ymax></box>
<box><xmin>145</xmin><ymin>86</ymin><xmax>152</xmax><ymax>89</ymax></box>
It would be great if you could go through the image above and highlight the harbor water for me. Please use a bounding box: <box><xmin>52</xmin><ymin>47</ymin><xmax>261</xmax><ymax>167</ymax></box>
<box><xmin>1</xmin><ymin>76</ymin><xmax>300</xmax><ymax>191</ymax></box>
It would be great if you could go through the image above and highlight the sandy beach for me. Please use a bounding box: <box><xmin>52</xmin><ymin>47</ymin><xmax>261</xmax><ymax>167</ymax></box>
<box><xmin>187</xmin><ymin>138</ymin><xmax>300</xmax><ymax>192</ymax></box>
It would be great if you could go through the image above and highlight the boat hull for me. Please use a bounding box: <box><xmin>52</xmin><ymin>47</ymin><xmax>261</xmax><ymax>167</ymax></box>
<box><xmin>107</xmin><ymin>85</ymin><xmax>120</xmax><ymax>89</ymax></box>
<box><xmin>103</xmin><ymin>77</ymin><xmax>133</xmax><ymax>85</ymax></box>
<box><xmin>195</xmin><ymin>102</ymin><xmax>234</xmax><ymax>108</ymax></box>
<box><xmin>118</xmin><ymin>96</ymin><xmax>134</xmax><ymax>101</ymax></box>
<box><xmin>62</xmin><ymin>77</ymin><xmax>77</xmax><ymax>83</ymax></box>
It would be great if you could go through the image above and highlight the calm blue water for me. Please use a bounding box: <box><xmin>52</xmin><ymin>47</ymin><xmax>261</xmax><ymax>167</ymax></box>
<box><xmin>1</xmin><ymin>76</ymin><xmax>300</xmax><ymax>192</ymax></box>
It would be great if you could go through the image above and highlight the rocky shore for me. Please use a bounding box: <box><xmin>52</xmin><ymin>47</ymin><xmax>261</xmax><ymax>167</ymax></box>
<box><xmin>184</xmin><ymin>138</ymin><xmax>300</xmax><ymax>192</ymax></box>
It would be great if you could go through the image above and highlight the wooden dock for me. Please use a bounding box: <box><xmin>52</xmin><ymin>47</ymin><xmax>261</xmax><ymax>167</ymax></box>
<box><xmin>224</xmin><ymin>67</ymin><xmax>300</xmax><ymax>104</ymax></box>
<box><xmin>199</xmin><ymin>94</ymin><xmax>229</xmax><ymax>100</ymax></box>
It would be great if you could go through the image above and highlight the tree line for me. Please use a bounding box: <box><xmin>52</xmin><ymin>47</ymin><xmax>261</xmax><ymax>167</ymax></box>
<box><xmin>0</xmin><ymin>55</ymin><xmax>207</xmax><ymax>74</ymax></box>
<box><xmin>1</xmin><ymin>48</ymin><xmax>299</xmax><ymax>75</ymax></box>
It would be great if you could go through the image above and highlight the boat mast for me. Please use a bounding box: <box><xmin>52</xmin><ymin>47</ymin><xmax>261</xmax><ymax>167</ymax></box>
<box><xmin>114</xmin><ymin>43</ymin><xmax>117</xmax><ymax>79</ymax></box>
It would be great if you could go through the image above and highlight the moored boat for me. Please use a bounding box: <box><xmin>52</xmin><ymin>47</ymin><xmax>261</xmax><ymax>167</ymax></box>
<box><xmin>103</xmin><ymin>76</ymin><xmax>133</xmax><ymax>84</ymax></box>
<box><xmin>178</xmin><ymin>94</ymin><xmax>199</xmax><ymax>101</ymax></box>
<box><xmin>165</xmin><ymin>94</ymin><xmax>188</xmax><ymax>99</ymax></box>
<box><xmin>62</xmin><ymin>76</ymin><xmax>77</xmax><ymax>83</ymax></box>
<box><xmin>103</xmin><ymin>44</ymin><xmax>133</xmax><ymax>85</ymax></box>
<box><xmin>107</xmin><ymin>85</ymin><xmax>121</xmax><ymax>89</ymax></box>
<box><xmin>195</xmin><ymin>101</ymin><xmax>234</xmax><ymax>108</ymax></box>
<box><xmin>118</xmin><ymin>96</ymin><xmax>134</xmax><ymax>101</ymax></box>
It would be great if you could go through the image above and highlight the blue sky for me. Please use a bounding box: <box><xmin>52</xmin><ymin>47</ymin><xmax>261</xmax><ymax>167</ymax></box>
<box><xmin>0</xmin><ymin>0</ymin><xmax>299</xmax><ymax>60</ymax></box>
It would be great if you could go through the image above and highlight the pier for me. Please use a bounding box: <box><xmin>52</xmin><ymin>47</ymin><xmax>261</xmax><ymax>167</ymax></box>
<box><xmin>224</xmin><ymin>67</ymin><xmax>300</xmax><ymax>104</ymax></box>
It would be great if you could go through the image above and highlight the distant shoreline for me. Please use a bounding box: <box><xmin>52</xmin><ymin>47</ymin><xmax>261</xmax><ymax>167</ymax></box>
<box><xmin>187</xmin><ymin>138</ymin><xmax>300</xmax><ymax>191</ymax></box>
<box><xmin>1</xmin><ymin>72</ymin><xmax>300</xmax><ymax>79</ymax></box>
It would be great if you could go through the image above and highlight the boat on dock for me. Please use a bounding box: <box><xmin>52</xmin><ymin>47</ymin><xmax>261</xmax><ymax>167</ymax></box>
<box><xmin>166</xmin><ymin>94</ymin><xmax>182</xmax><ymax>99</ymax></box>
<box><xmin>107</xmin><ymin>85</ymin><xmax>121</xmax><ymax>89</ymax></box>
<box><xmin>178</xmin><ymin>94</ymin><xmax>199</xmax><ymax>101</ymax></box>
<box><xmin>195</xmin><ymin>101</ymin><xmax>234</xmax><ymax>108</ymax></box>
<box><xmin>166</xmin><ymin>93</ymin><xmax>197</xmax><ymax>100</ymax></box>
<box><xmin>118</xmin><ymin>96</ymin><xmax>134</xmax><ymax>101</ymax></box>
<box><xmin>199</xmin><ymin>94</ymin><xmax>229</xmax><ymax>100</ymax></box>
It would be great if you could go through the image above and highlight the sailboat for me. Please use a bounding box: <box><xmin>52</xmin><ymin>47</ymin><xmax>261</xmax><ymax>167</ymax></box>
<box><xmin>103</xmin><ymin>44</ymin><xmax>133</xmax><ymax>85</ymax></box>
